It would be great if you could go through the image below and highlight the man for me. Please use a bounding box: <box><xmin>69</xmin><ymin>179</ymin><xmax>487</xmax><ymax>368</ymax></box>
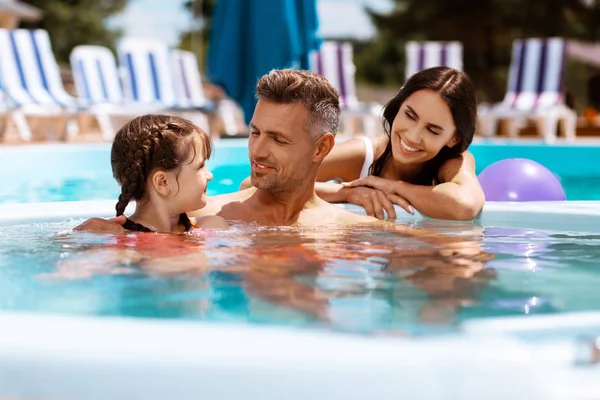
<box><xmin>190</xmin><ymin>68</ymin><xmax>373</xmax><ymax>226</ymax></box>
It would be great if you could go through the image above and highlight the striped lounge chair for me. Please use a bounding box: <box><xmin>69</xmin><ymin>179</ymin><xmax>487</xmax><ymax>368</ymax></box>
<box><xmin>310</xmin><ymin>41</ymin><xmax>381</xmax><ymax>137</ymax></box>
<box><xmin>70</xmin><ymin>44</ymin><xmax>169</xmax><ymax>140</ymax></box>
<box><xmin>405</xmin><ymin>41</ymin><xmax>463</xmax><ymax>80</ymax></box>
<box><xmin>0</xmin><ymin>29</ymin><xmax>80</xmax><ymax>141</ymax></box>
<box><xmin>478</xmin><ymin>37</ymin><xmax>576</xmax><ymax>142</ymax></box>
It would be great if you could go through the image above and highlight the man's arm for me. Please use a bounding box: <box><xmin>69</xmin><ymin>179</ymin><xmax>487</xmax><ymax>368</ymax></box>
<box><xmin>73</xmin><ymin>190</ymin><xmax>251</xmax><ymax>232</ymax></box>
<box><xmin>73</xmin><ymin>215</ymin><xmax>127</xmax><ymax>234</ymax></box>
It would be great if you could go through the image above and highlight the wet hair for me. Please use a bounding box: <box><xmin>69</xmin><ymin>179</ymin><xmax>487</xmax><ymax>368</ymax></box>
<box><xmin>256</xmin><ymin>68</ymin><xmax>341</xmax><ymax>137</ymax></box>
<box><xmin>371</xmin><ymin>67</ymin><xmax>477</xmax><ymax>185</ymax></box>
<box><xmin>110</xmin><ymin>114</ymin><xmax>213</xmax><ymax>231</ymax></box>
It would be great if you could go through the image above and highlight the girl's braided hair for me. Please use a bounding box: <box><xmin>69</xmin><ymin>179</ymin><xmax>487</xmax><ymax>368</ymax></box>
<box><xmin>110</xmin><ymin>114</ymin><xmax>212</xmax><ymax>230</ymax></box>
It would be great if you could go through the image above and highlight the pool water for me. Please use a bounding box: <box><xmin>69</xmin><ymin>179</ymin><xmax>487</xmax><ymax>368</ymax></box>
<box><xmin>3</xmin><ymin>141</ymin><xmax>600</xmax><ymax>203</ymax></box>
<box><xmin>1</xmin><ymin>164</ymin><xmax>251</xmax><ymax>203</ymax></box>
<box><xmin>1</xmin><ymin>219</ymin><xmax>599</xmax><ymax>335</ymax></box>
<box><xmin>1</xmin><ymin>142</ymin><xmax>250</xmax><ymax>203</ymax></box>
<box><xmin>4</xmin><ymin>170</ymin><xmax>598</xmax><ymax>203</ymax></box>
<box><xmin>559</xmin><ymin>177</ymin><xmax>600</xmax><ymax>200</ymax></box>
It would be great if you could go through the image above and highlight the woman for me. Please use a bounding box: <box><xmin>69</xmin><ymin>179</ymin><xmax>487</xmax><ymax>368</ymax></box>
<box><xmin>315</xmin><ymin>66</ymin><xmax>485</xmax><ymax>221</ymax></box>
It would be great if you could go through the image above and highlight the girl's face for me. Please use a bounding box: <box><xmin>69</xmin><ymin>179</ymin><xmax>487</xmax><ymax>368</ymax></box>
<box><xmin>168</xmin><ymin>138</ymin><xmax>213</xmax><ymax>213</ymax></box>
<box><xmin>389</xmin><ymin>89</ymin><xmax>460</xmax><ymax>165</ymax></box>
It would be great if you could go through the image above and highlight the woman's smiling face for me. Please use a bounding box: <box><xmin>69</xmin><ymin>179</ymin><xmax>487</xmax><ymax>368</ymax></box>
<box><xmin>389</xmin><ymin>89</ymin><xmax>460</xmax><ymax>165</ymax></box>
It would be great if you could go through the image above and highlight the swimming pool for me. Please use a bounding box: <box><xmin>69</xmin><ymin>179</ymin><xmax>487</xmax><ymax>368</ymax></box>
<box><xmin>0</xmin><ymin>200</ymin><xmax>599</xmax><ymax>398</ymax></box>
<box><xmin>0</xmin><ymin>203</ymin><xmax>598</xmax><ymax>333</ymax></box>
<box><xmin>2</xmin><ymin>139</ymin><xmax>600</xmax><ymax>398</ymax></box>
<box><xmin>2</xmin><ymin>138</ymin><xmax>600</xmax><ymax>203</ymax></box>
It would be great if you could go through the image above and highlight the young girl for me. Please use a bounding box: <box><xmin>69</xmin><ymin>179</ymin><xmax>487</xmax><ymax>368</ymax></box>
<box><xmin>111</xmin><ymin>114</ymin><xmax>228</xmax><ymax>233</ymax></box>
<box><xmin>45</xmin><ymin>115</ymin><xmax>226</xmax><ymax>279</ymax></box>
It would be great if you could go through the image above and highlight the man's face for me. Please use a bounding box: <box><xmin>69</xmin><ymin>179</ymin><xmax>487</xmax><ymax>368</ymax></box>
<box><xmin>248</xmin><ymin>100</ymin><xmax>317</xmax><ymax>193</ymax></box>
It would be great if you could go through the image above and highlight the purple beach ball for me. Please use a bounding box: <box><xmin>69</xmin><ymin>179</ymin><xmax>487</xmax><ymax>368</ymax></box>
<box><xmin>478</xmin><ymin>158</ymin><xmax>566</xmax><ymax>201</ymax></box>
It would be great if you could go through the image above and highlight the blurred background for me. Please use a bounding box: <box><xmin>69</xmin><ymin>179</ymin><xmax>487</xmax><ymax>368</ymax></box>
<box><xmin>3</xmin><ymin>0</ymin><xmax>600</xmax><ymax>139</ymax></box>
<box><xmin>20</xmin><ymin>1</ymin><xmax>598</xmax><ymax>103</ymax></box>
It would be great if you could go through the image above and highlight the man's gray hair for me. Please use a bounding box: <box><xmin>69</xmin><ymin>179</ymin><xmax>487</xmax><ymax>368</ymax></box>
<box><xmin>256</xmin><ymin>69</ymin><xmax>341</xmax><ymax>137</ymax></box>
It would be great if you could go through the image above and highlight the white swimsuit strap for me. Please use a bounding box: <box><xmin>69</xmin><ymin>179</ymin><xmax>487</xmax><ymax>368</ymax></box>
<box><xmin>359</xmin><ymin>136</ymin><xmax>374</xmax><ymax>179</ymax></box>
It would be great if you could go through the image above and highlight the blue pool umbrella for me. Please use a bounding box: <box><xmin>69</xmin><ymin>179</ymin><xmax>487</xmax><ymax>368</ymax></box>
<box><xmin>206</xmin><ymin>0</ymin><xmax>321</xmax><ymax>125</ymax></box>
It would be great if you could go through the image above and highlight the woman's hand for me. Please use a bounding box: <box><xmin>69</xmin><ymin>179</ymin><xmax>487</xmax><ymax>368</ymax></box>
<box><xmin>342</xmin><ymin>177</ymin><xmax>414</xmax><ymax>216</ymax></box>
<box><xmin>344</xmin><ymin>176</ymin><xmax>397</xmax><ymax>192</ymax></box>
<box><xmin>341</xmin><ymin>186</ymin><xmax>399</xmax><ymax>220</ymax></box>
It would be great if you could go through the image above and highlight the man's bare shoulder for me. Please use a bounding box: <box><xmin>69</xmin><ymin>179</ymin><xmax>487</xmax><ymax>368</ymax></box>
<box><xmin>332</xmin><ymin>205</ymin><xmax>378</xmax><ymax>225</ymax></box>
<box><xmin>189</xmin><ymin>188</ymin><xmax>256</xmax><ymax>217</ymax></box>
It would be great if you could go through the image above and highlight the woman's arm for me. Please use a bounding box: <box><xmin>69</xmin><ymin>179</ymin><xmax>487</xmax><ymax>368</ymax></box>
<box><xmin>345</xmin><ymin>151</ymin><xmax>485</xmax><ymax>220</ymax></box>
<box><xmin>316</xmin><ymin>138</ymin><xmax>411</xmax><ymax>218</ymax></box>
<box><xmin>315</xmin><ymin>138</ymin><xmax>393</xmax><ymax>208</ymax></box>
<box><xmin>316</xmin><ymin>137</ymin><xmax>368</xmax><ymax>183</ymax></box>
<box><xmin>315</xmin><ymin>182</ymin><xmax>347</xmax><ymax>203</ymax></box>
<box><xmin>400</xmin><ymin>151</ymin><xmax>484</xmax><ymax>220</ymax></box>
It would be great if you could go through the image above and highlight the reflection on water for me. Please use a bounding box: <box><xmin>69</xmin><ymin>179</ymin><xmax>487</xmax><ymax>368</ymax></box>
<box><xmin>1</xmin><ymin>220</ymin><xmax>600</xmax><ymax>335</ymax></box>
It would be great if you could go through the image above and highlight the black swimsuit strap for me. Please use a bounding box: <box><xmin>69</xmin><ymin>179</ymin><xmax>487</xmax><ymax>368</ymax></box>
<box><xmin>123</xmin><ymin>217</ymin><xmax>154</xmax><ymax>233</ymax></box>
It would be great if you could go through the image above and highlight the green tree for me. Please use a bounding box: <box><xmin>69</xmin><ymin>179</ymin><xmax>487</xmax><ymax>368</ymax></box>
<box><xmin>177</xmin><ymin>0</ymin><xmax>216</xmax><ymax>70</ymax></box>
<box><xmin>20</xmin><ymin>0</ymin><xmax>128</xmax><ymax>63</ymax></box>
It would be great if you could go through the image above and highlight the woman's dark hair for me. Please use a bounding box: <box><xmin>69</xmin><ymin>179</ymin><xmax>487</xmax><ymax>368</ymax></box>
<box><xmin>371</xmin><ymin>67</ymin><xmax>477</xmax><ymax>185</ymax></box>
<box><xmin>111</xmin><ymin>114</ymin><xmax>213</xmax><ymax>231</ymax></box>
